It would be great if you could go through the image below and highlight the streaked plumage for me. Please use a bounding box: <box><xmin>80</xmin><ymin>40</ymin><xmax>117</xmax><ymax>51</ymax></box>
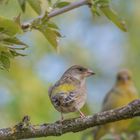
<box><xmin>48</xmin><ymin>65</ymin><xmax>94</xmax><ymax>120</ymax></box>
<box><xmin>94</xmin><ymin>69</ymin><xmax>139</xmax><ymax>140</ymax></box>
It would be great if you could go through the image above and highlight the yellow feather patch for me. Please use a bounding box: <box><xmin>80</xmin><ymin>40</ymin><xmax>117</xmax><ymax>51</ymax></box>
<box><xmin>53</xmin><ymin>84</ymin><xmax>75</xmax><ymax>94</ymax></box>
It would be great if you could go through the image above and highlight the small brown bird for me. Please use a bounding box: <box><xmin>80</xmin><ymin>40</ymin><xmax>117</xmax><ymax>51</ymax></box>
<box><xmin>48</xmin><ymin>65</ymin><xmax>95</xmax><ymax>120</ymax></box>
<box><xmin>94</xmin><ymin>69</ymin><xmax>139</xmax><ymax>140</ymax></box>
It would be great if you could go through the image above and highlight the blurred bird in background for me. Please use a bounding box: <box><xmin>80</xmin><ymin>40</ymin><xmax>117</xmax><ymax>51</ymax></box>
<box><xmin>48</xmin><ymin>65</ymin><xmax>95</xmax><ymax>121</ymax></box>
<box><xmin>93</xmin><ymin>69</ymin><xmax>139</xmax><ymax>140</ymax></box>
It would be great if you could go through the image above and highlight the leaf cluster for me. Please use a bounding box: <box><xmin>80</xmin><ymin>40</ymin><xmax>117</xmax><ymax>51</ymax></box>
<box><xmin>0</xmin><ymin>16</ymin><xmax>27</xmax><ymax>70</ymax></box>
<box><xmin>0</xmin><ymin>0</ymin><xmax>127</xmax><ymax>70</ymax></box>
<box><xmin>90</xmin><ymin>0</ymin><xmax>127</xmax><ymax>31</ymax></box>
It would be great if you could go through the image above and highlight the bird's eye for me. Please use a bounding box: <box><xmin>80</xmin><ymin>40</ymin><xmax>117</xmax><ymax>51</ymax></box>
<box><xmin>117</xmin><ymin>75</ymin><xmax>130</xmax><ymax>81</ymax></box>
<box><xmin>117</xmin><ymin>76</ymin><xmax>122</xmax><ymax>80</ymax></box>
<box><xmin>78</xmin><ymin>68</ymin><xmax>84</xmax><ymax>72</ymax></box>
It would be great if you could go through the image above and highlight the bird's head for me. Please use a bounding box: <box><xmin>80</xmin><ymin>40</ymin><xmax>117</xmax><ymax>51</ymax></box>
<box><xmin>116</xmin><ymin>69</ymin><xmax>133</xmax><ymax>85</ymax></box>
<box><xmin>63</xmin><ymin>65</ymin><xmax>95</xmax><ymax>80</ymax></box>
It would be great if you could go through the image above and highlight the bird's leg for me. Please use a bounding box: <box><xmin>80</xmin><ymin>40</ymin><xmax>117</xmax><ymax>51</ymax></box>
<box><xmin>61</xmin><ymin>112</ymin><xmax>64</xmax><ymax>121</ymax></box>
<box><xmin>78</xmin><ymin>110</ymin><xmax>85</xmax><ymax>118</ymax></box>
<box><xmin>56</xmin><ymin>113</ymin><xmax>64</xmax><ymax>123</ymax></box>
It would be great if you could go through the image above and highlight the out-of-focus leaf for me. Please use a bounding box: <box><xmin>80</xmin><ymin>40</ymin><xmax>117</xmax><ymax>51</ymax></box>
<box><xmin>18</xmin><ymin>0</ymin><xmax>26</xmax><ymax>12</ymax></box>
<box><xmin>55</xmin><ymin>1</ymin><xmax>70</xmax><ymax>8</ymax></box>
<box><xmin>128</xmin><ymin>118</ymin><xmax>140</xmax><ymax>132</ymax></box>
<box><xmin>31</xmin><ymin>17</ymin><xmax>61</xmax><ymax>49</ymax></box>
<box><xmin>120</xmin><ymin>133</ymin><xmax>129</xmax><ymax>140</ymax></box>
<box><xmin>53</xmin><ymin>30</ymin><xmax>62</xmax><ymax>37</ymax></box>
<box><xmin>0</xmin><ymin>43</ymin><xmax>26</xmax><ymax>57</ymax></box>
<box><xmin>0</xmin><ymin>27</ymin><xmax>5</xmax><ymax>32</ymax></box>
<box><xmin>0</xmin><ymin>30</ymin><xmax>28</xmax><ymax>49</ymax></box>
<box><xmin>14</xmin><ymin>14</ymin><xmax>21</xmax><ymax>26</ymax></box>
<box><xmin>100</xmin><ymin>133</ymin><xmax>115</xmax><ymax>140</ymax></box>
<box><xmin>3</xmin><ymin>37</ymin><xmax>28</xmax><ymax>48</ymax></box>
<box><xmin>39</xmin><ymin>28</ymin><xmax>58</xmax><ymax>49</ymax></box>
<box><xmin>47</xmin><ymin>22</ymin><xmax>59</xmax><ymax>29</ymax></box>
<box><xmin>0</xmin><ymin>33</ymin><xmax>10</xmax><ymax>41</ymax></box>
<box><xmin>47</xmin><ymin>0</ymin><xmax>51</xmax><ymax>6</ymax></box>
<box><xmin>91</xmin><ymin>6</ymin><xmax>100</xmax><ymax>16</ymax></box>
<box><xmin>100</xmin><ymin>6</ymin><xmax>127</xmax><ymax>32</ymax></box>
<box><xmin>9</xmin><ymin>49</ymin><xmax>26</xmax><ymax>57</ymax></box>
<box><xmin>27</xmin><ymin>0</ymin><xmax>41</xmax><ymax>14</ymax></box>
<box><xmin>0</xmin><ymin>0</ymin><xmax>9</xmax><ymax>4</ymax></box>
<box><xmin>95</xmin><ymin>0</ymin><xmax>109</xmax><ymax>5</ymax></box>
<box><xmin>0</xmin><ymin>32</ymin><xmax>27</xmax><ymax>70</ymax></box>
<box><xmin>0</xmin><ymin>16</ymin><xmax>22</xmax><ymax>36</ymax></box>
<box><xmin>0</xmin><ymin>44</ymin><xmax>9</xmax><ymax>53</ymax></box>
<box><xmin>0</xmin><ymin>44</ymin><xmax>26</xmax><ymax>70</ymax></box>
<box><xmin>0</xmin><ymin>51</ymin><xmax>10</xmax><ymax>70</ymax></box>
<box><xmin>81</xmin><ymin>103</ymin><xmax>91</xmax><ymax>114</ymax></box>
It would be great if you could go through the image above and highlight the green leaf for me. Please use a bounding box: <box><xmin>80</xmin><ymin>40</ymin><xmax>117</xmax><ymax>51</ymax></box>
<box><xmin>3</xmin><ymin>37</ymin><xmax>28</xmax><ymax>48</ymax></box>
<box><xmin>39</xmin><ymin>27</ymin><xmax>58</xmax><ymax>49</ymax></box>
<box><xmin>27</xmin><ymin>0</ymin><xmax>41</xmax><ymax>14</ymax></box>
<box><xmin>14</xmin><ymin>14</ymin><xmax>21</xmax><ymax>26</ymax></box>
<box><xmin>47</xmin><ymin>0</ymin><xmax>52</xmax><ymax>6</ymax></box>
<box><xmin>55</xmin><ymin>1</ymin><xmax>70</xmax><ymax>8</ymax></box>
<box><xmin>100</xmin><ymin>6</ymin><xmax>127</xmax><ymax>32</ymax></box>
<box><xmin>42</xmin><ymin>28</ymin><xmax>58</xmax><ymax>49</ymax></box>
<box><xmin>128</xmin><ymin>118</ymin><xmax>140</xmax><ymax>132</ymax></box>
<box><xmin>91</xmin><ymin>5</ymin><xmax>100</xmax><ymax>16</ymax></box>
<box><xmin>0</xmin><ymin>16</ymin><xmax>22</xmax><ymax>36</ymax></box>
<box><xmin>9</xmin><ymin>49</ymin><xmax>26</xmax><ymax>57</ymax></box>
<box><xmin>0</xmin><ymin>44</ymin><xmax>22</xmax><ymax>58</ymax></box>
<box><xmin>0</xmin><ymin>44</ymin><xmax>9</xmax><ymax>52</ymax></box>
<box><xmin>18</xmin><ymin>0</ymin><xmax>26</xmax><ymax>12</ymax></box>
<box><xmin>0</xmin><ymin>33</ymin><xmax>10</xmax><ymax>41</ymax></box>
<box><xmin>0</xmin><ymin>51</ymin><xmax>10</xmax><ymax>70</ymax></box>
<box><xmin>47</xmin><ymin>22</ymin><xmax>59</xmax><ymax>30</ymax></box>
<box><xmin>53</xmin><ymin>30</ymin><xmax>62</xmax><ymax>37</ymax></box>
<box><xmin>95</xmin><ymin>0</ymin><xmax>109</xmax><ymax>5</ymax></box>
<box><xmin>0</xmin><ymin>0</ymin><xmax>9</xmax><ymax>4</ymax></box>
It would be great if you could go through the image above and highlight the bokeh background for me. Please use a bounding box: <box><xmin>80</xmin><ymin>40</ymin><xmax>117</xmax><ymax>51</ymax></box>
<box><xmin>0</xmin><ymin>0</ymin><xmax>140</xmax><ymax>139</ymax></box>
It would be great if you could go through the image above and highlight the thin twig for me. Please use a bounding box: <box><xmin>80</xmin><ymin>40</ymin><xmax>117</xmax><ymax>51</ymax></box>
<box><xmin>48</xmin><ymin>0</ymin><xmax>89</xmax><ymax>18</ymax></box>
<box><xmin>21</xmin><ymin>0</ymin><xmax>90</xmax><ymax>30</ymax></box>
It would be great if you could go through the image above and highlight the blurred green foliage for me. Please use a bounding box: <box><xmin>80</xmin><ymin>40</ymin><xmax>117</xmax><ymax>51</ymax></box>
<box><xmin>0</xmin><ymin>0</ymin><xmax>127</xmax><ymax>70</ymax></box>
<box><xmin>0</xmin><ymin>0</ymin><xmax>140</xmax><ymax>140</ymax></box>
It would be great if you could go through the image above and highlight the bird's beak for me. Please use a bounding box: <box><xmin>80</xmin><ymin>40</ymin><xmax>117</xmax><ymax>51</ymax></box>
<box><xmin>86</xmin><ymin>69</ymin><xmax>95</xmax><ymax>77</ymax></box>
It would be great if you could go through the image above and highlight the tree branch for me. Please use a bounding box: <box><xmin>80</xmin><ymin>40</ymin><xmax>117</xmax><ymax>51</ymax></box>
<box><xmin>21</xmin><ymin>0</ymin><xmax>90</xmax><ymax>30</ymax></box>
<box><xmin>48</xmin><ymin>0</ymin><xmax>89</xmax><ymax>18</ymax></box>
<box><xmin>0</xmin><ymin>99</ymin><xmax>140</xmax><ymax>140</ymax></box>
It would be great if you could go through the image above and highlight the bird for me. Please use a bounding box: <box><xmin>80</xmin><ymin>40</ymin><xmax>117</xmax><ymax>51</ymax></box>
<box><xmin>48</xmin><ymin>65</ymin><xmax>95</xmax><ymax>121</ymax></box>
<box><xmin>94</xmin><ymin>69</ymin><xmax>139</xmax><ymax>140</ymax></box>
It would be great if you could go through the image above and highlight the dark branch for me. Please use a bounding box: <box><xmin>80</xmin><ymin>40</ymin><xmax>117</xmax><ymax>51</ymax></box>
<box><xmin>21</xmin><ymin>0</ymin><xmax>90</xmax><ymax>30</ymax></box>
<box><xmin>0</xmin><ymin>99</ymin><xmax>140</xmax><ymax>140</ymax></box>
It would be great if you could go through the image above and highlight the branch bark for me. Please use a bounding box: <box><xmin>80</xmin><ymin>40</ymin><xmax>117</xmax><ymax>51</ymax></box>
<box><xmin>0</xmin><ymin>99</ymin><xmax>140</xmax><ymax>140</ymax></box>
<box><xmin>48</xmin><ymin>0</ymin><xmax>89</xmax><ymax>18</ymax></box>
<box><xmin>21</xmin><ymin>0</ymin><xmax>90</xmax><ymax>30</ymax></box>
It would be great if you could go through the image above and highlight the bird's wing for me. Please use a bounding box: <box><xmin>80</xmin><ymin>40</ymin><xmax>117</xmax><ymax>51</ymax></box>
<box><xmin>50</xmin><ymin>86</ymin><xmax>78</xmax><ymax>108</ymax></box>
<box><xmin>102</xmin><ymin>88</ymin><xmax>118</xmax><ymax>111</ymax></box>
<box><xmin>49</xmin><ymin>76</ymin><xmax>80</xmax><ymax>107</ymax></box>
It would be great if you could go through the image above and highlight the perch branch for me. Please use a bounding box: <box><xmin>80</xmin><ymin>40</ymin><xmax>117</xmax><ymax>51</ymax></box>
<box><xmin>0</xmin><ymin>99</ymin><xmax>140</xmax><ymax>140</ymax></box>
